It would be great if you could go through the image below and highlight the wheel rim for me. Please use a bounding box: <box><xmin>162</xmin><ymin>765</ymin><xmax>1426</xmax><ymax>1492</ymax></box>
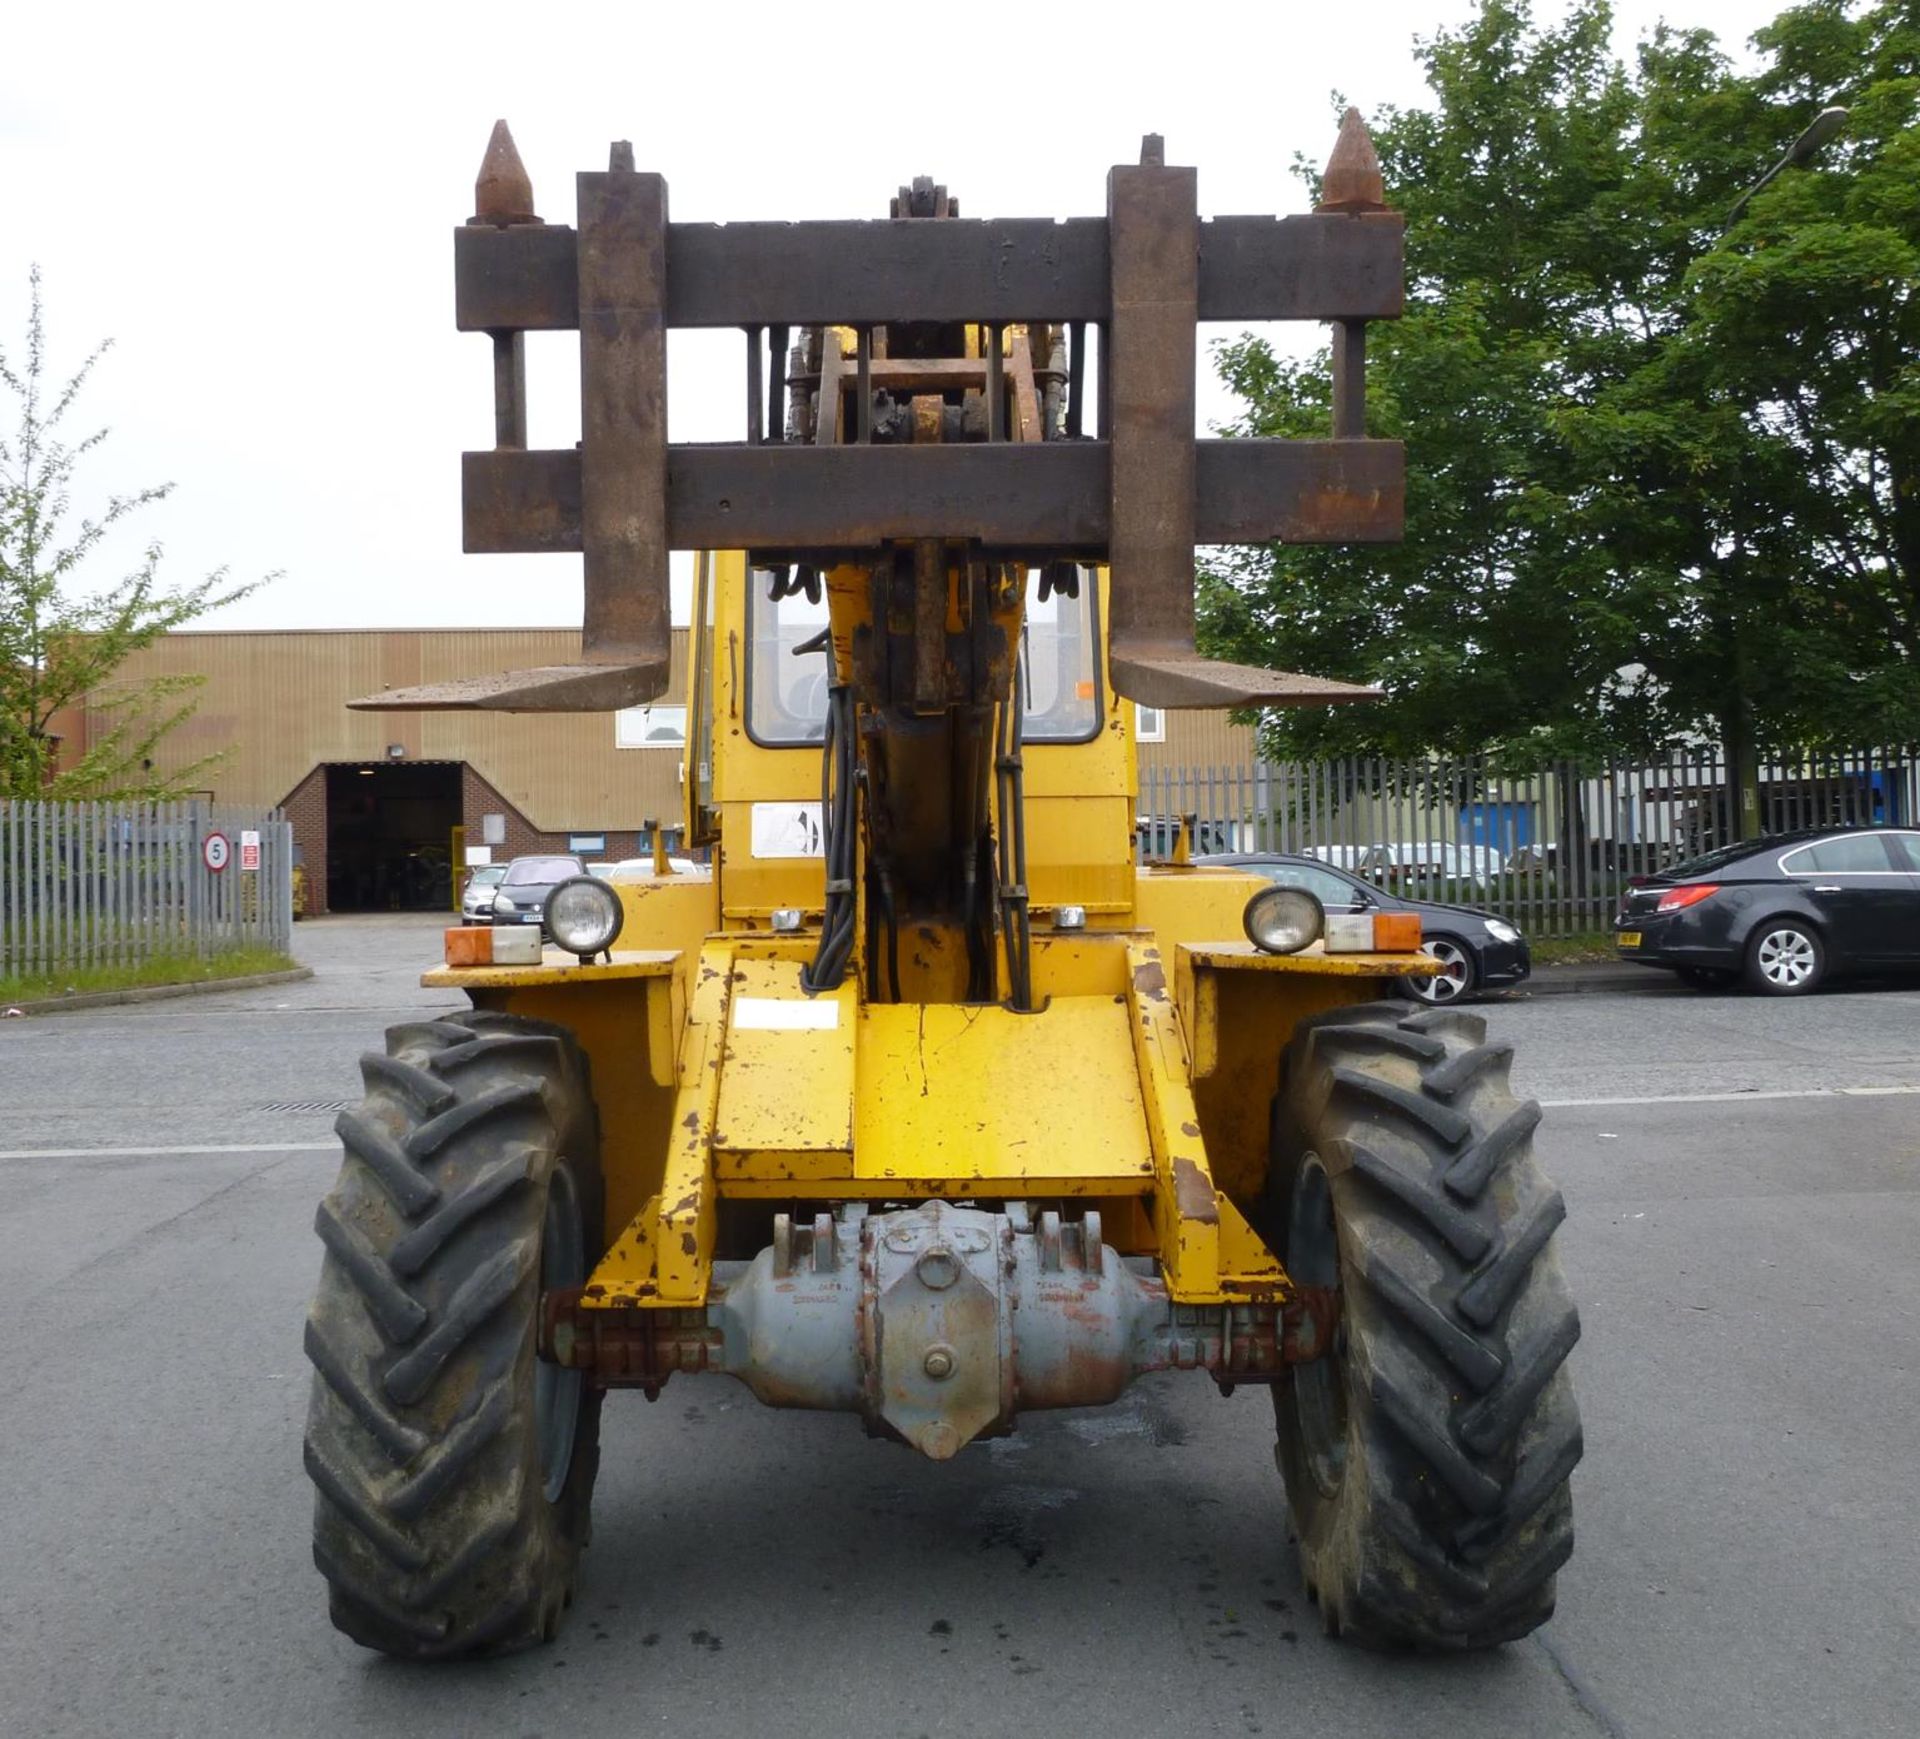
<box><xmin>534</xmin><ymin>1164</ymin><xmax>586</xmax><ymax>1504</ymax></box>
<box><xmin>1756</xmin><ymin>928</ymin><xmax>1816</xmax><ymax>989</ymax></box>
<box><xmin>1287</xmin><ymin>1151</ymin><xmax>1348</xmax><ymax>1499</ymax></box>
<box><xmin>1411</xmin><ymin>938</ymin><xmax>1470</xmax><ymax>1004</ymax></box>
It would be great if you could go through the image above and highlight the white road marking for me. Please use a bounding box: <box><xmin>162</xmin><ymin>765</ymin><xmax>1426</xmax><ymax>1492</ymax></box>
<box><xmin>5</xmin><ymin>1082</ymin><xmax>1918</xmax><ymax>1155</ymax></box>
<box><xmin>0</xmin><ymin>1141</ymin><xmax>336</xmax><ymax>1162</ymax></box>
<box><xmin>1542</xmin><ymin>1084</ymin><xmax>1920</xmax><ymax>1109</ymax></box>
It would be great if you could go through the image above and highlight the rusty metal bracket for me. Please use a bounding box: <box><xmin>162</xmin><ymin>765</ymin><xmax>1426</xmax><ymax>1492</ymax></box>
<box><xmin>540</xmin><ymin>1291</ymin><xmax>719</xmax><ymax>1394</ymax></box>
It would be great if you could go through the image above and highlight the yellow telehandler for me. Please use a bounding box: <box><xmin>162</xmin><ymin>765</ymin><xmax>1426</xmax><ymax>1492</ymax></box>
<box><xmin>302</xmin><ymin>117</ymin><xmax>1581</xmax><ymax>1659</ymax></box>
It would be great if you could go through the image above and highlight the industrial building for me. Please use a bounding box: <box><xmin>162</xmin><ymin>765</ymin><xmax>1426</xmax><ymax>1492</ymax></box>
<box><xmin>57</xmin><ymin>629</ymin><xmax>1251</xmax><ymax>914</ymax></box>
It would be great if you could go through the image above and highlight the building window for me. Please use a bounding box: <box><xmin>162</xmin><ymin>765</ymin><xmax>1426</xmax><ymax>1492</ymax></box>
<box><xmin>1135</xmin><ymin>704</ymin><xmax>1165</xmax><ymax>744</ymax></box>
<box><xmin>615</xmin><ymin>704</ymin><xmax>688</xmax><ymax>749</ymax></box>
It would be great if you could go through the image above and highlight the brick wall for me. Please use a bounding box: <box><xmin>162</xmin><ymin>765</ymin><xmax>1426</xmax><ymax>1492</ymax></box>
<box><xmin>281</xmin><ymin>765</ymin><xmax>330</xmax><ymax>914</ymax></box>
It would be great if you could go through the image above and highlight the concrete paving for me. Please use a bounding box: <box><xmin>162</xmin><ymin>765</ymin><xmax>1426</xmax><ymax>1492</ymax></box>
<box><xmin>2</xmin><ymin>915</ymin><xmax>1916</xmax><ymax>1738</ymax></box>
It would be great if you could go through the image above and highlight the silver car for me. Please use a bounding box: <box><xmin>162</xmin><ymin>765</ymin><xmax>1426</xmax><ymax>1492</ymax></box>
<box><xmin>458</xmin><ymin>863</ymin><xmax>507</xmax><ymax>925</ymax></box>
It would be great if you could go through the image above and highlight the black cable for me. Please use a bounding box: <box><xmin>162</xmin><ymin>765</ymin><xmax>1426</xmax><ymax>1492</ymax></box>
<box><xmin>994</xmin><ymin>628</ymin><xmax>1034</xmax><ymax>1012</ymax></box>
<box><xmin>801</xmin><ymin>669</ymin><xmax>859</xmax><ymax>994</ymax></box>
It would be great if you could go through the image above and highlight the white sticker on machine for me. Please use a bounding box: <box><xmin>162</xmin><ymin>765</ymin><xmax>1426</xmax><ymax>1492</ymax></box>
<box><xmin>750</xmin><ymin>802</ymin><xmax>825</xmax><ymax>859</ymax></box>
<box><xmin>734</xmin><ymin>997</ymin><xmax>840</xmax><ymax>1030</ymax></box>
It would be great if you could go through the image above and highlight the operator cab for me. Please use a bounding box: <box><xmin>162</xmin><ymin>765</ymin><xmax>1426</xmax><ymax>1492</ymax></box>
<box><xmin>745</xmin><ymin>567</ymin><xmax>1102</xmax><ymax>749</ymax></box>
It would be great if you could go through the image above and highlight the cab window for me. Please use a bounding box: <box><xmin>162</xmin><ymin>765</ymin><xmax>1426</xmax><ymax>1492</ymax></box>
<box><xmin>1019</xmin><ymin>571</ymin><xmax>1100</xmax><ymax>743</ymax></box>
<box><xmin>745</xmin><ymin>581</ymin><xmax>831</xmax><ymax>747</ymax></box>
<box><xmin>743</xmin><ymin>567</ymin><xmax>1101</xmax><ymax>746</ymax></box>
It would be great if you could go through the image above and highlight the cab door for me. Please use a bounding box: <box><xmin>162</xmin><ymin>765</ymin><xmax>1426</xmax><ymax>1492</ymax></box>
<box><xmin>681</xmin><ymin>551</ymin><xmax>719</xmax><ymax>849</ymax></box>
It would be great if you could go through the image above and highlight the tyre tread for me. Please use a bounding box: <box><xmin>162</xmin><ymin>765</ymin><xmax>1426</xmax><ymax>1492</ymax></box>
<box><xmin>313</xmin><ymin>1200</ymin><xmax>427</xmax><ymax>1343</ymax></box>
<box><xmin>305</xmin><ymin>1012</ymin><xmax>602</xmax><ymax>1660</ymax></box>
<box><xmin>1269</xmin><ymin>998</ymin><xmax>1581</xmax><ymax>1651</ymax></box>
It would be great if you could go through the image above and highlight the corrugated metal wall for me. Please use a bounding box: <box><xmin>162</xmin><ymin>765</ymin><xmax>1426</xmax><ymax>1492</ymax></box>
<box><xmin>84</xmin><ymin>630</ymin><xmax>691</xmax><ymax>831</ymax></box>
<box><xmin>1140</xmin><ymin>708</ymin><xmax>1258</xmax><ymax>771</ymax></box>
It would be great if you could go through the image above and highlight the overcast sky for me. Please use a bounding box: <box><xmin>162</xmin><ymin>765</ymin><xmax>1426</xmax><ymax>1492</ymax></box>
<box><xmin>2</xmin><ymin>0</ymin><xmax>1777</xmax><ymax>632</ymax></box>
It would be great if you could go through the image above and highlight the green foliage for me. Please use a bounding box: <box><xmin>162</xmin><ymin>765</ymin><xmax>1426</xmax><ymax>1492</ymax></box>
<box><xmin>1202</xmin><ymin>0</ymin><xmax>1919</xmax><ymax>762</ymax></box>
<box><xmin>0</xmin><ymin>270</ymin><xmax>270</xmax><ymax>799</ymax></box>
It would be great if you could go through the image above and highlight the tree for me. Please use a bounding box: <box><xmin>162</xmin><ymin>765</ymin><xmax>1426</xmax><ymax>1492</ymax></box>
<box><xmin>1200</xmin><ymin>0</ymin><xmax>1919</xmax><ymax>781</ymax></box>
<box><xmin>0</xmin><ymin>269</ymin><xmax>267</xmax><ymax>800</ymax></box>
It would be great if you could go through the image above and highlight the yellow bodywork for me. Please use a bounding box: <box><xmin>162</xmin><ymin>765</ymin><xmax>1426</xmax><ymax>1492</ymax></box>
<box><xmin>430</xmin><ymin>552</ymin><xmax>1435</xmax><ymax>1313</ymax></box>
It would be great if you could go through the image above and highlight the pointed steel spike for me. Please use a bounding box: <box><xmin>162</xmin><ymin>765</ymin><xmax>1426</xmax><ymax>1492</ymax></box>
<box><xmin>472</xmin><ymin>119</ymin><xmax>538</xmax><ymax>226</ymax></box>
<box><xmin>1316</xmin><ymin>107</ymin><xmax>1386</xmax><ymax>213</ymax></box>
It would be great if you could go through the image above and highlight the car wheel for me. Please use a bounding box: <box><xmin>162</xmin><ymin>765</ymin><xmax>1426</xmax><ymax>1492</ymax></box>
<box><xmin>1745</xmin><ymin>921</ymin><xmax>1825</xmax><ymax>996</ymax></box>
<box><xmin>1399</xmin><ymin>935</ymin><xmax>1477</xmax><ymax>1005</ymax></box>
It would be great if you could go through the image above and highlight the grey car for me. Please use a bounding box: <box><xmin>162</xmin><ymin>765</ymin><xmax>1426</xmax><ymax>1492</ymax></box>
<box><xmin>489</xmin><ymin>854</ymin><xmax>587</xmax><ymax>934</ymax></box>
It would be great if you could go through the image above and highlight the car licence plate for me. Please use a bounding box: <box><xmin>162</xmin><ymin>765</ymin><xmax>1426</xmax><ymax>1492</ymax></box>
<box><xmin>1617</xmin><ymin>931</ymin><xmax>1641</xmax><ymax>948</ymax></box>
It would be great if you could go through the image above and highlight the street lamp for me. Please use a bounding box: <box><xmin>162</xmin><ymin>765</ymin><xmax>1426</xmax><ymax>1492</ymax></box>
<box><xmin>1726</xmin><ymin>106</ymin><xmax>1848</xmax><ymax>223</ymax></box>
<box><xmin>1713</xmin><ymin>105</ymin><xmax>1848</xmax><ymax>842</ymax></box>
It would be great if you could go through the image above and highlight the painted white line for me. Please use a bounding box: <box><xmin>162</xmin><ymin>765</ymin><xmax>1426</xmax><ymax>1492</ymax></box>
<box><xmin>0</xmin><ymin>1141</ymin><xmax>336</xmax><ymax>1162</ymax></box>
<box><xmin>1541</xmin><ymin>1085</ymin><xmax>1920</xmax><ymax>1109</ymax></box>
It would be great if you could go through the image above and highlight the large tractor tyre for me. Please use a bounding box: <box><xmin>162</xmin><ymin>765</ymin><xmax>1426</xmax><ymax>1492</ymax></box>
<box><xmin>303</xmin><ymin>1011</ymin><xmax>605</xmax><ymax>1658</ymax></box>
<box><xmin>1267</xmin><ymin>1000</ymin><xmax>1582</xmax><ymax>1649</ymax></box>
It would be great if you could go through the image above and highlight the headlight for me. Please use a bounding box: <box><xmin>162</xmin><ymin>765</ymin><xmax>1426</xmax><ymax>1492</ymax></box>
<box><xmin>1484</xmin><ymin>919</ymin><xmax>1522</xmax><ymax>944</ymax></box>
<box><xmin>544</xmin><ymin>876</ymin><xmax>624</xmax><ymax>961</ymax></box>
<box><xmin>492</xmin><ymin>892</ymin><xmax>515</xmax><ymax>915</ymax></box>
<box><xmin>1244</xmin><ymin>886</ymin><xmax>1325</xmax><ymax>955</ymax></box>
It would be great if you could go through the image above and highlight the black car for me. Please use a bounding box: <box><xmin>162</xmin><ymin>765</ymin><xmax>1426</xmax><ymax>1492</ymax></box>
<box><xmin>1613</xmin><ymin>825</ymin><xmax>1920</xmax><ymax>995</ymax></box>
<box><xmin>1197</xmin><ymin>852</ymin><xmax>1531</xmax><ymax>1005</ymax></box>
<box><xmin>488</xmin><ymin>854</ymin><xmax>587</xmax><ymax>934</ymax></box>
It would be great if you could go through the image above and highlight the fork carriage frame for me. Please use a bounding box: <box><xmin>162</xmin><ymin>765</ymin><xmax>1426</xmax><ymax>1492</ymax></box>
<box><xmin>390</xmin><ymin>122</ymin><xmax>1403</xmax><ymax>715</ymax></box>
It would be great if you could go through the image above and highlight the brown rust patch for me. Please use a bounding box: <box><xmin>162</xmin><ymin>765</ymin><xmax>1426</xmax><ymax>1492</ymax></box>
<box><xmin>679</xmin><ymin>1231</ymin><xmax>698</xmax><ymax>1257</ymax></box>
<box><xmin>1171</xmin><ymin>1157</ymin><xmax>1219</xmax><ymax>1226</ymax></box>
<box><xmin>1180</xmin><ymin>1120</ymin><xmax>1201</xmax><ymax>1138</ymax></box>
<box><xmin>1131</xmin><ymin>956</ymin><xmax>1167</xmax><ymax>999</ymax></box>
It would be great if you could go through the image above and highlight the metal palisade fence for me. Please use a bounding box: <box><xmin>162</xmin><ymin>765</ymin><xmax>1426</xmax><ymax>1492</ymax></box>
<box><xmin>1140</xmin><ymin>745</ymin><xmax>1920</xmax><ymax>940</ymax></box>
<box><xmin>0</xmin><ymin>799</ymin><xmax>294</xmax><ymax>979</ymax></box>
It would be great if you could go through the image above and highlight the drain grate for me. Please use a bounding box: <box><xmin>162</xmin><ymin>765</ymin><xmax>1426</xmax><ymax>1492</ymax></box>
<box><xmin>261</xmin><ymin>1099</ymin><xmax>355</xmax><ymax>1114</ymax></box>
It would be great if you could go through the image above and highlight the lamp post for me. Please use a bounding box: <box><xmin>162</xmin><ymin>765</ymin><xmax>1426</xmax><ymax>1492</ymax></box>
<box><xmin>1726</xmin><ymin>106</ymin><xmax>1849</xmax><ymax>224</ymax></box>
<box><xmin>1716</xmin><ymin>105</ymin><xmax>1848</xmax><ymax>841</ymax></box>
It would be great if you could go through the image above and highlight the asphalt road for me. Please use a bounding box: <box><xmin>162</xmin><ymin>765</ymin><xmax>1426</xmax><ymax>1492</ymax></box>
<box><xmin>2</xmin><ymin>915</ymin><xmax>1917</xmax><ymax>1739</ymax></box>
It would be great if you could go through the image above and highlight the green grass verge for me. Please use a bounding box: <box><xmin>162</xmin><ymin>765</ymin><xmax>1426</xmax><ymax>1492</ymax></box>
<box><xmin>0</xmin><ymin>947</ymin><xmax>298</xmax><ymax>1006</ymax></box>
<box><xmin>1528</xmin><ymin>931</ymin><xmax>1619</xmax><ymax>966</ymax></box>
